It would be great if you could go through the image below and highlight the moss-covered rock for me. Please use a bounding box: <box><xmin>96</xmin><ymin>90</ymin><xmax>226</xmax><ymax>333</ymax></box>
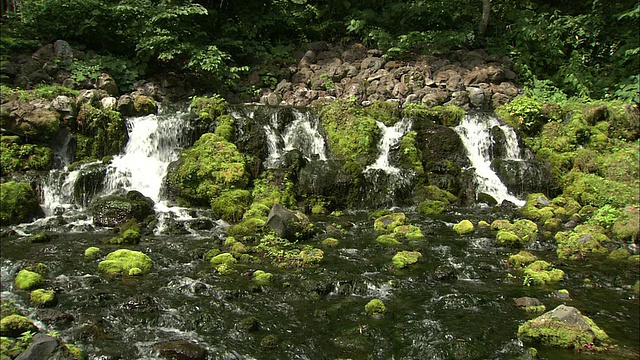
<box><xmin>374</xmin><ymin>212</ymin><xmax>406</xmax><ymax>232</ymax></box>
<box><xmin>91</xmin><ymin>191</ymin><xmax>155</xmax><ymax>228</ymax></box>
<box><xmin>508</xmin><ymin>251</ymin><xmax>538</xmax><ymax>268</ymax></box>
<box><xmin>402</xmin><ymin>104</ymin><xmax>465</xmax><ymax>127</ymax></box>
<box><xmin>514</xmin><ymin>297</ymin><xmax>546</xmax><ymax>314</ymax></box>
<box><xmin>518</xmin><ymin>193</ymin><xmax>555</xmax><ymax>222</ymax></box>
<box><xmin>453</xmin><ymin>219</ymin><xmax>474</xmax><ymax>235</ymax></box>
<box><xmin>251</xmin><ymin>171</ymin><xmax>297</xmax><ymax>210</ymax></box>
<box><xmin>14</xmin><ymin>269</ymin><xmax>44</xmax><ymax>290</ymax></box>
<box><xmin>0</xmin><ymin>181</ymin><xmax>43</xmax><ymax>225</ymax></box>
<box><xmin>0</xmin><ymin>315</ymin><xmax>37</xmax><ymax>337</ymax></box>
<box><xmin>255</xmin><ymin>235</ymin><xmax>324</xmax><ymax>268</ymax></box>
<box><xmin>132</xmin><ymin>95</ymin><xmax>157</xmax><ymax>116</ymax></box>
<box><xmin>75</xmin><ymin>104</ymin><xmax>128</xmax><ymax>161</ymax></box>
<box><xmin>555</xmin><ymin>224</ymin><xmax>610</xmax><ymax>260</ymax></box>
<box><xmin>517</xmin><ymin>305</ymin><xmax>609</xmax><ymax>348</ymax></box>
<box><xmin>399</xmin><ymin>130</ymin><xmax>424</xmax><ymax>175</ymax></box>
<box><xmin>98</xmin><ymin>249</ymin><xmax>152</xmax><ymax>276</ymax></box>
<box><xmin>564</xmin><ymin>171</ymin><xmax>638</xmax><ymax>208</ymax></box>
<box><xmin>30</xmin><ymin>289</ymin><xmax>57</xmax><ymax>307</ymax></box>
<box><xmin>166</xmin><ymin>133</ymin><xmax>248</xmax><ymax>206</ymax></box>
<box><xmin>211</xmin><ymin>189</ymin><xmax>251</xmax><ymax>222</ymax></box>
<box><xmin>84</xmin><ymin>246</ymin><xmax>101</xmax><ymax>259</ymax></box>
<box><xmin>612</xmin><ymin>205</ymin><xmax>639</xmax><ymax>242</ymax></box>
<box><xmin>523</xmin><ymin>260</ymin><xmax>565</xmax><ymax>286</ymax></box>
<box><xmin>321</xmin><ymin>238</ymin><xmax>340</xmax><ymax>248</ymax></box>
<box><xmin>497</xmin><ymin>230</ymin><xmax>522</xmax><ymax>247</ymax></box>
<box><xmin>393</xmin><ymin>224</ymin><xmax>424</xmax><ymax>240</ymax></box>
<box><xmin>417</xmin><ymin>200</ymin><xmax>447</xmax><ymax>216</ymax></box>
<box><xmin>392</xmin><ymin>251</ymin><xmax>422</xmax><ymax>269</ymax></box>
<box><xmin>265</xmin><ymin>203</ymin><xmax>316</xmax><ymax>241</ymax></box>
<box><xmin>607</xmin><ymin>248</ymin><xmax>631</xmax><ymax>261</ymax></box>
<box><xmin>0</xmin><ymin>138</ymin><xmax>53</xmax><ymax>176</ymax></box>
<box><xmin>375</xmin><ymin>234</ymin><xmax>402</xmax><ymax>247</ymax></box>
<box><xmin>364</xmin><ymin>298</ymin><xmax>387</xmax><ymax>318</ymax></box>
<box><xmin>253</xmin><ymin>270</ymin><xmax>273</xmax><ymax>285</ymax></box>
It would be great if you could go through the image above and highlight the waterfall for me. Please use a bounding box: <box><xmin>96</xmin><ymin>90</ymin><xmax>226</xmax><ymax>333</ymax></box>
<box><xmin>103</xmin><ymin>108</ymin><xmax>191</xmax><ymax>203</ymax></box>
<box><xmin>283</xmin><ymin>109</ymin><xmax>327</xmax><ymax>161</ymax></box>
<box><xmin>365</xmin><ymin>117</ymin><xmax>412</xmax><ymax>174</ymax></box>
<box><xmin>454</xmin><ymin>113</ymin><xmax>525</xmax><ymax>206</ymax></box>
<box><xmin>41</xmin><ymin>169</ymin><xmax>80</xmax><ymax>216</ymax></box>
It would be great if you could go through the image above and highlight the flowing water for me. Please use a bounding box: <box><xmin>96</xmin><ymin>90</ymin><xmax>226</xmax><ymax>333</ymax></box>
<box><xmin>455</xmin><ymin>113</ymin><xmax>525</xmax><ymax>206</ymax></box>
<box><xmin>365</xmin><ymin>118</ymin><xmax>412</xmax><ymax>175</ymax></box>
<box><xmin>2</xmin><ymin>107</ymin><xmax>638</xmax><ymax>359</ymax></box>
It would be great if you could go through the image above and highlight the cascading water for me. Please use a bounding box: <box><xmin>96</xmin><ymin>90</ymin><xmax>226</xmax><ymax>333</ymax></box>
<box><xmin>102</xmin><ymin>108</ymin><xmax>191</xmax><ymax>203</ymax></box>
<box><xmin>455</xmin><ymin>113</ymin><xmax>525</xmax><ymax>206</ymax></box>
<box><xmin>283</xmin><ymin>109</ymin><xmax>327</xmax><ymax>162</ymax></box>
<box><xmin>365</xmin><ymin>117</ymin><xmax>412</xmax><ymax>174</ymax></box>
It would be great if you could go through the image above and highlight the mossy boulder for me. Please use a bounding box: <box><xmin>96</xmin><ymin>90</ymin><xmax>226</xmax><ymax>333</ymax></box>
<box><xmin>98</xmin><ymin>249</ymin><xmax>152</xmax><ymax>276</ymax></box>
<box><xmin>0</xmin><ymin>181</ymin><xmax>43</xmax><ymax>225</ymax></box>
<box><xmin>84</xmin><ymin>246</ymin><xmax>101</xmax><ymax>259</ymax></box>
<box><xmin>497</xmin><ymin>230</ymin><xmax>522</xmax><ymax>247</ymax></box>
<box><xmin>364</xmin><ymin>298</ymin><xmax>387</xmax><ymax>318</ymax></box>
<box><xmin>265</xmin><ymin>204</ymin><xmax>315</xmax><ymax>241</ymax></box>
<box><xmin>30</xmin><ymin>289</ymin><xmax>57</xmax><ymax>307</ymax></box>
<box><xmin>417</xmin><ymin>200</ymin><xmax>447</xmax><ymax>216</ymax></box>
<box><xmin>321</xmin><ymin>238</ymin><xmax>340</xmax><ymax>248</ymax></box>
<box><xmin>75</xmin><ymin>104</ymin><xmax>128</xmax><ymax>161</ymax></box>
<box><xmin>14</xmin><ymin>269</ymin><xmax>44</xmax><ymax>290</ymax></box>
<box><xmin>374</xmin><ymin>212</ymin><xmax>406</xmax><ymax>232</ymax></box>
<box><xmin>165</xmin><ymin>133</ymin><xmax>248</xmax><ymax>206</ymax></box>
<box><xmin>402</xmin><ymin>104</ymin><xmax>465</xmax><ymax>127</ymax></box>
<box><xmin>608</xmin><ymin>248</ymin><xmax>631</xmax><ymax>261</ymax></box>
<box><xmin>251</xmin><ymin>171</ymin><xmax>297</xmax><ymax>210</ymax></box>
<box><xmin>555</xmin><ymin>224</ymin><xmax>610</xmax><ymax>260</ymax></box>
<box><xmin>0</xmin><ymin>315</ymin><xmax>37</xmax><ymax>337</ymax></box>
<box><xmin>612</xmin><ymin>205</ymin><xmax>639</xmax><ymax>242</ymax></box>
<box><xmin>453</xmin><ymin>220</ymin><xmax>474</xmax><ymax>235</ymax></box>
<box><xmin>392</xmin><ymin>251</ymin><xmax>422</xmax><ymax>269</ymax></box>
<box><xmin>211</xmin><ymin>189</ymin><xmax>251</xmax><ymax>222</ymax></box>
<box><xmin>508</xmin><ymin>251</ymin><xmax>538</xmax><ymax>268</ymax></box>
<box><xmin>132</xmin><ymin>95</ymin><xmax>157</xmax><ymax>116</ymax></box>
<box><xmin>210</xmin><ymin>252</ymin><xmax>237</xmax><ymax>274</ymax></box>
<box><xmin>0</xmin><ymin>138</ymin><xmax>53</xmax><ymax>175</ymax></box>
<box><xmin>393</xmin><ymin>224</ymin><xmax>424</xmax><ymax>240</ymax></box>
<box><xmin>90</xmin><ymin>191</ymin><xmax>155</xmax><ymax>228</ymax></box>
<box><xmin>376</xmin><ymin>234</ymin><xmax>402</xmax><ymax>247</ymax></box>
<box><xmin>253</xmin><ymin>270</ymin><xmax>273</xmax><ymax>285</ymax></box>
<box><xmin>518</xmin><ymin>305</ymin><xmax>609</xmax><ymax>348</ymax></box>
<box><xmin>523</xmin><ymin>260</ymin><xmax>565</xmax><ymax>286</ymax></box>
<box><xmin>564</xmin><ymin>171</ymin><xmax>638</xmax><ymax>208</ymax></box>
<box><xmin>518</xmin><ymin>193</ymin><xmax>555</xmax><ymax>222</ymax></box>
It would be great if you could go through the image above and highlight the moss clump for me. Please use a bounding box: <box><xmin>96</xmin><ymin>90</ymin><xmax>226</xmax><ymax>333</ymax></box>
<box><xmin>393</xmin><ymin>224</ymin><xmax>424</xmax><ymax>240</ymax></box>
<box><xmin>84</xmin><ymin>247</ymin><xmax>101</xmax><ymax>259</ymax></box>
<box><xmin>417</xmin><ymin>200</ymin><xmax>447</xmax><ymax>216</ymax></box>
<box><xmin>608</xmin><ymin>248</ymin><xmax>631</xmax><ymax>261</ymax></box>
<box><xmin>64</xmin><ymin>343</ymin><xmax>86</xmax><ymax>360</ymax></box>
<box><xmin>255</xmin><ymin>235</ymin><xmax>324</xmax><ymax>268</ymax></box>
<box><xmin>518</xmin><ymin>193</ymin><xmax>555</xmax><ymax>223</ymax></box>
<box><xmin>30</xmin><ymin>289</ymin><xmax>57</xmax><ymax>307</ymax></box>
<box><xmin>508</xmin><ymin>251</ymin><xmax>538</xmax><ymax>268</ymax></box>
<box><xmin>210</xmin><ymin>253</ymin><xmax>237</xmax><ymax>267</ymax></box>
<box><xmin>491</xmin><ymin>219</ymin><xmax>512</xmax><ymax>230</ymax></box>
<box><xmin>497</xmin><ymin>230</ymin><xmax>521</xmax><ymax>246</ymax></box>
<box><xmin>376</xmin><ymin>234</ymin><xmax>402</xmax><ymax>247</ymax></box>
<box><xmin>250</xmin><ymin>171</ymin><xmax>297</xmax><ymax>211</ymax></box>
<box><xmin>28</xmin><ymin>231</ymin><xmax>52</xmax><ymax>244</ymax></box>
<box><xmin>373</xmin><ymin>212</ymin><xmax>406</xmax><ymax>232</ymax></box>
<box><xmin>0</xmin><ymin>315</ymin><xmax>37</xmax><ymax>337</ymax></box>
<box><xmin>392</xmin><ymin>251</ymin><xmax>422</xmax><ymax>269</ymax></box>
<box><xmin>167</xmin><ymin>133</ymin><xmax>248</xmax><ymax>206</ymax></box>
<box><xmin>612</xmin><ymin>205</ymin><xmax>640</xmax><ymax>242</ymax></box>
<box><xmin>565</xmin><ymin>171</ymin><xmax>638</xmax><ymax>208</ymax></box>
<box><xmin>75</xmin><ymin>104</ymin><xmax>127</xmax><ymax>161</ymax></box>
<box><xmin>517</xmin><ymin>305</ymin><xmax>609</xmax><ymax>348</ymax></box>
<box><xmin>190</xmin><ymin>95</ymin><xmax>227</xmax><ymax>122</ymax></box>
<box><xmin>318</xmin><ymin>100</ymin><xmax>381</xmax><ymax>168</ymax></box>
<box><xmin>211</xmin><ymin>189</ymin><xmax>252</xmax><ymax>222</ymax></box>
<box><xmin>402</xmin><ymin>103</ymin><xmax>465</xmax><ymax>127</ymax></box>
<box><xmin>523</xmin><ymin>260</ymin><xmax>565</xmax><ymax>286</ymax></box>
<box><xmin>260</xmin><ymin>334</ymin><xmax>279</xmax><ymax>348</ymax></box>
<box><xmin>14</xmin><ymin>269</ymin><xmax>44</xmax><ymax>290</ymax></box>
<box><xmin>98</xmin><ymin>249</ymin><xmax>153</xmax><ymax>276</ymax></box>
<box><xmin>365</xmin><ymin>299</ymin><xmax>387</xmax><ymax>317</ymax></box>
<box><xmin>453</xmin><ymin>220</ymin><xmax>474</xmax><ymax>235</ymax></box>
<box><xmin>0</xmin><ymin>138</ymin><xmax>53</xmax><ymax>176</ymax></box>
<box><xmin>0</xmin><ymin>181</ymin><xmax>42</xmax><ymax>225</ymax></box>
<box><xmin>399</xmin><ymin>131</ymin><xmax>424</xmax><ymax>175</ymax></box>
<box><xmin>253</xmin><ymin>270</ymin><xmax>273</xmax><ymax>285</ymax></box>
<box><xmin>555</xmin><ymin>224</ymin><xmax>610</xmax><ymax>260</ymax></box>
<box><xmin>321</xmin><ymin>238</ymin><xmax>340</xmax><ymax>248</ymax></box>
<box><xmin>496</xmin><ymin>96</ymin><xmax>545</xmax><ymax>135</ymax></box>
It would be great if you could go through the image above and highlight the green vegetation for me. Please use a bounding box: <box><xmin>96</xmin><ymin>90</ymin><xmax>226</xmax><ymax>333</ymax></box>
<box><xmin>97</xmin><ymin>249</ymin><xmax>153</xmax><ymax>276</ymax></box>
<box><xmin>1</xmin><ymin>137</ymin><xmax>53</xmax><ymax>175</ymax></box>
<box><xmin>30</xmin><ymin>289</ymin><xmax>56</xmax><ymax>307</ymax></box>
<box><xmin>453</xmin><ymin>220</ymin><xmax>474</xmax><ymax>235</ymax></box>
<box><xmin>0</xmin><ymin>181</ymin><xmax>42</xmax><ymax>225</ymax></box>
<box><xmin>392</xmin><ymin>251</ymin><xmax>422</xmax><ymax>269</ymax></box>
<box><xmin>13</xmin><ymin>269</ymin><xmax>44</xmax><ymax>290</ymax></box>
<box><xmin>364</xmin><ymin>299</ymin><xmax>387</xmax><ymax>317</ymax></box>
<box><xmin>523</xmin><ymin>260</ymin><xmax>565</xmax><ymax>286</ymax></box>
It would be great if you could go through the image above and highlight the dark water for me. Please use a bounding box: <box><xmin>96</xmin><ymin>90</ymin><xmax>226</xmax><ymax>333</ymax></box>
<box><xmin>1</xmin><ymin>209</ymin><xmax>638</xmax><ymax>360</ymax></box>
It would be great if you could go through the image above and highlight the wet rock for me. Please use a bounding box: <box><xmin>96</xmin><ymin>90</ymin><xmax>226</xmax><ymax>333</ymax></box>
<box><xmin>122</xmin><ymin>294</ymin><xmax>159</xmax><ymax>313</ymax></box>
<box><xmin>514</xmin><ymin>297</ymin><xmax>545</xmax><ymax>313</ymax></box>
<box><xmin>90</xmin><ymin>191</ymin><xmax>155</xmax><ymax>227</ymax></box>
<box><xmin>265</xmin><ymin>203</ymin><xmax>315</xmax><ymax>240</ymax></box>
<box><xmin>153</xmin><ymin>339</ymin><xmax>207</xmax><ymax>360</ymax></box>
<box><xmin>14</xmin><ymin>334</ymin><xmax>75</xmax><ymax>360</ymax></box>
<box><xmin>0</xmin><ymin>315</ymin><xmax>38</xmax><ymax>337</ymax></box>
<box><xmin>36</xmin><ymin>309</ymin><xmax>75</xmax><ymax>326</ymax></box>
<box><xmin>434</xmin><ymin>265</ymin><xmax>457</xmax><ymax>281</ymax></box>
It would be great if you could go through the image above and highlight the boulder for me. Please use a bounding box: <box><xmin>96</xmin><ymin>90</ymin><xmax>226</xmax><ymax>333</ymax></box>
<box><xmin>90</xmin><ymin>191</ymin><xmax>155</xmax><ymax>227</ymax></box>
<box><xmin>153</xmin><ymin>339</ymin><xmax>208</xmax><ymax>360</ymax></box>
<box><xmin>0</xmin><ymin>181</ymin><xmax>43</xmax><ymax>225</ymax></box>
<box><xmin>14</xmin><ymin>334</ymin><xmax>76</xmax><ymax>360</ymax></box>
<box><xmin>98</xmin><ymin>249</ymin><xmax>153</xmax><ymax>276</ymax></box>
<box><xmin>265</xmin><ymin>203</ymin><xmax>315</xmax><ymax>240</ymax></box>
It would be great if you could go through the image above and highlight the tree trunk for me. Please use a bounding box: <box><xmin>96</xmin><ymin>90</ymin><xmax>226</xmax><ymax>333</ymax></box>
<box><xmin>479</xmin><ymin>0</ymin><xmax>491</xmax><ymax>36</ymax></box>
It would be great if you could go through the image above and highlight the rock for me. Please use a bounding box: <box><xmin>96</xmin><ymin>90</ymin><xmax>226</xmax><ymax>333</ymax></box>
<box><xmin>90</xmin><ymin>191</ymin><xmax>155</xmax><ymax>227</ymax></box>
<box><xmin>514</xmin><ymin>297</ymin><xmax>545</xmax><ymax>313</ymax></box>
<box><xmin>365</xmin><ymin>298</ymin><xmax>387</xmax><ymax>318</ymax></box>
<box><xmin>453</xmin><ymin>219</ymin><xmax>474</xmax><ymax>235</ymax></box>
<box><xmin>101</xmin><ymin>96</ymin><xmax>117</xmax><ymax>110</ymax></box>
<box><xmin>30</xmin><ymin>289</ymin><xmax>57</xmax><ymax>307</ymax></box>
<box><xmin>153</xmin><ymin>339</ymin><xmax>207</xmax><ymax>360</ymax></box>
<box><xmin>0</xmin><ymin>315</ymin><xmax>38</xmax><ymax>337</ymax></box>
<box><xmin>36</xmin><ymin>309</ymin><xmax>75</xmax><ymax>326</ymax></box>
<box><xmin>98</xmin><ymin>249</ymin><xmax>153</xmax><ymax>276</ymax></box>
<box><xmin>260</xmin><ymin>92</ymin><xmax>280</xmax><ymax>106</ymax></box>
<box><xmin>14</xmin><ymin>269</ymin><xmax>44</xmax><ymax>290</ymax></box>
<box><xmin>517</xmin><ymin>305</ymin><xmax>609</xmax><ymax>348</ymax></box>
<box><xmin>96</xmin><ymin>73</ymin><xmax>119</xmax><ymax>96</ymax></box>
<box><xmin>265</xmin><ymin>203</ymin><xmax>314</xmax><ymax>240</ymax></box>
<box><xmin>14</xmin><ymin>334</ymin><xmax>76</xmax><ymax>360</ymax></box>
<box><xmin>373</xmin><ymin>212</ymin><xmax>406</xmax><ymax>232</ymax></box>
<box><xmin>467</xmin><ymin>87</ymin><xmax>487</xmax><ymax>109</ymax></box>
<box><xmin>132</xmin><ymin>94</ymin><xmax>157</xmax><ymax>116</ymax></box>
<box><xmin>392</xmin><ymin>251</ymin><xmax>422</xmax><ymax>269</ymax></box>
<box><xmin>53</xmin><ymin>40</ymin><xmax>74</xmax><ymax>66</ymax></box>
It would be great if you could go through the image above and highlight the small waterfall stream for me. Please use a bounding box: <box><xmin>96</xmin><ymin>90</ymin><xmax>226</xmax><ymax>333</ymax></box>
<box><xmin>365</xmin><ymin>117</ymin><xmax>412</xmax><ymax>174</ymax></box>
<box><xmin>455</xmin><ymin>113</ymin><xmax>525</xmax><ymax>206</ymax></box>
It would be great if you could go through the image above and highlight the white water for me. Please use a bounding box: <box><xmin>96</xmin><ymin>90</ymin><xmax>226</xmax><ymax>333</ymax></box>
<box><xmin>282</xmin><ymin>109</ymin><xmax>327</xmax><ymax>161</ymax></box>
<box><xmin>41</xmin><ymin>169</ymin><xmax>81</xmax><ymax>216</ymax></box>
<box><xmin>103</xmin><ymin>109</ymin><xmax>190</xmax><ymax>203</ymax></box>
<box><xmin>455</xmin><ymin>113</ymin><xmax>525</xmax><ymax>206</ymax></box>
<box><xmin>365</xmin><ymin>117</ymin><xmax>412</xmax><ymax>174</ymax></box>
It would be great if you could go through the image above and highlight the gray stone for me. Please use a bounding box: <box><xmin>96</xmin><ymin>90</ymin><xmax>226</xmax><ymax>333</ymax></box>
<box><xmin>15</xmin><ymin>334</ymin><xmax>75</xmax><ymax>360</ymax></box>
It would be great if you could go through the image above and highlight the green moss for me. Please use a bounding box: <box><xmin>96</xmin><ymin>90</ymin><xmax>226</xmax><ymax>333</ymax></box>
<box><xmin>253</xmin><ymin>270</ymin><xmax>273</xmax><ymax>285</ymax></box>
<box><xmin>496</xmin><ymin>96</ymin><xmax>545</xmax><ymax>135</ymax></box>
<box><xmin>565</xmin><ymin>171</ymin><xmax>638</xmax><ymax>208</ymax></box>
<box><xmin>0</xmin><ymin>181</ymin><xmax>42</xmax><ymax>225</ymax></box>
<box><xmin>453</xmin><ymin>220</ymin><xmax>474</xmax><ymax>235</ymax></box>
<box><xmin>98</xmin><ymin>249</ymin><xmax>153</xmax><ymax>276</ymax></box>
<box><xmin>211</xmin><ymin>189</ymin><xmax>252</xmax><ymax>223</ymax></box>
<box><xmin>608</xmin><ymin>248</ymin><xmax>631</xmax><ymax>261</ymax></box>
<box><xmin>555</xmin><ymin>224</ymin><xmax>610</xmax><ymax>260</ymax></box>
<box><xmin>64</xmin><ymin>343</ymin><xmax>87</xmax><ymax>360</ymax></box>
<box><xmin>227</xmin><ymin>217</ymin><xmax>266</xmax><ymax>241</ymax></box>
<box><xmin>402</xmin><ymin>103</ymin><xmax>465</xmax><ymax>127</ymax></box>
<box><xmin>524</xmin><ymin>305</ymin><xmax>547</xmax><ymax>313</ymax></box>
<box><xmin>399</xmin><ymin>131</ymin><xmax>424</xmax><ymax>175</ymax></box>
<box><xmin>215</xmin><ymin>115</ymin><xmax>236</xmax><ymax>142</ymax></box>
<box><xmin>634</xmin><ymin>280</ymin><xmax>639</xmax><ymax>295</ymax></box>
<box><xmin>321</xmin><ymin>238</ymin><xmax>340</xmax><ymax>248</ymax></box>
<box><xmin>0</xmin><ymin>139</ymin><xmax>53</xmax><ymax>176</ymax></box>
<box><xmin>491</xmin><ymin>219</ymin><xmax>512</xmax><ymax>230</ymax></box>
<box><xmin>508</xmin><ymin>251</ymin><xmax>538</xmax><ymax>268</ymax></box>
<box><xmin>254</xmin><ymin>235</ymin><xmax>324</xmax><ymax>268</ymax></box>
<box><xmin>75</xmin><ymin>104</ymin><xmax>127</xmax><ymax>161</ymax></box>
<box><xmin>210</xmin><ymin>253</ymin><xmax>237</xmax><ymax>267</ymax></box>
<box><xmin>107</xmin><ymin>227</ymin><xmax>141</xmax><ymax>245</ymax></box>
<box><xmin>497</xmin><ymin>230</ymin><xmax>522</xmax><ymax>247</ymax></box>
<box><xmin>364</xmin><ymin>298</ymin><xmax>387</xmax><ymax>317</ymax></box>
<box><xmin>374</xmin><ymin>212</ymin><xmax>406</xmax><ymax>232</ymax></box>
<box><xmin>318</xmin><ymin>100</ymin><xmax>381</xmax><ymax>166</ymax></box>
<box><xmin>523</xmin><ymin>260</ymin><xmax>565</xmax><ymax>286</ymax></box>
<box><xmin>260</xmin><ymin>334</ymin><xmax>279</xmax><ymax>348</ymax></box>
<box><xmin>376</xmin><ymin>234</ymin><xmax>402</xmax><ymax>247</ymax></box>
<box><xmin>0</xmin><ymin>315</ymin><xmax>37</xmax><ymax>337</ymax></box>
<box><xmin>30</xmin><ymin>289</ymin><xmax>56</xmax><ymax>307</ymax></box>
<box><xmin>14</xmin><ymin>270</ymin><xmax>44</xmax><ymax>290</ymax></box>
<box><xmin>511</xmin><ymin>219</ymin><xmax>539</xmax><ymax>243</ymax></box>
<box><xmin>393</xmin><ymin>224</ymin><xmax>424</xmax><ymax>240</ymax></box>
<box><xmin>612</xmin><ymin>205</ymin><xmax>640</xmax><ymax>241</ymax></box>
<box><xmin>417</xmin><ymin>200</ymin><xmax>447</xmax><ymax>216</ymax></box>
<box><xmin>190</xmin><ymin>95</ymin><xmax>227</xmax><ymax>122</ymax></box>
<box><xmin>392</xmin><ymin>251</ymin><xmax>422</xmax><ymax>269</ymax></box>
<box><xmin>133</xmin><ymin>95</ymin><xmax>157</xmax><ymax>115</ymax></box>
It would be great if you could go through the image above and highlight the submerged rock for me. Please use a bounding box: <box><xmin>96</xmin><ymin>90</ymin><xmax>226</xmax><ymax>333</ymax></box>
<box><xmin>518</xmin><ymin>305</ymin><xmax>609</xmax><ymax>348</ymax></box>
<box><xmin>90</xmin><ymin>191</ymin><xmax>155</xmax><ymax>228</ymax></box>
<box><xmin>153</xmin><ymin>339</ymin><xmax>207</xmax><ymax>360</ymax></box>
<box><xmin>365</xmin><ymin>298</ymin><xmax>387</xmax><ymax>318</ymax></box>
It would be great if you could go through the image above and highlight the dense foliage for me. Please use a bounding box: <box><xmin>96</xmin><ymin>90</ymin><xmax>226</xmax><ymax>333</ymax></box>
<box><xmin>1</xmin><ymin>0</ymin><xmax>637</xmax><ymax>101</ymax></box>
